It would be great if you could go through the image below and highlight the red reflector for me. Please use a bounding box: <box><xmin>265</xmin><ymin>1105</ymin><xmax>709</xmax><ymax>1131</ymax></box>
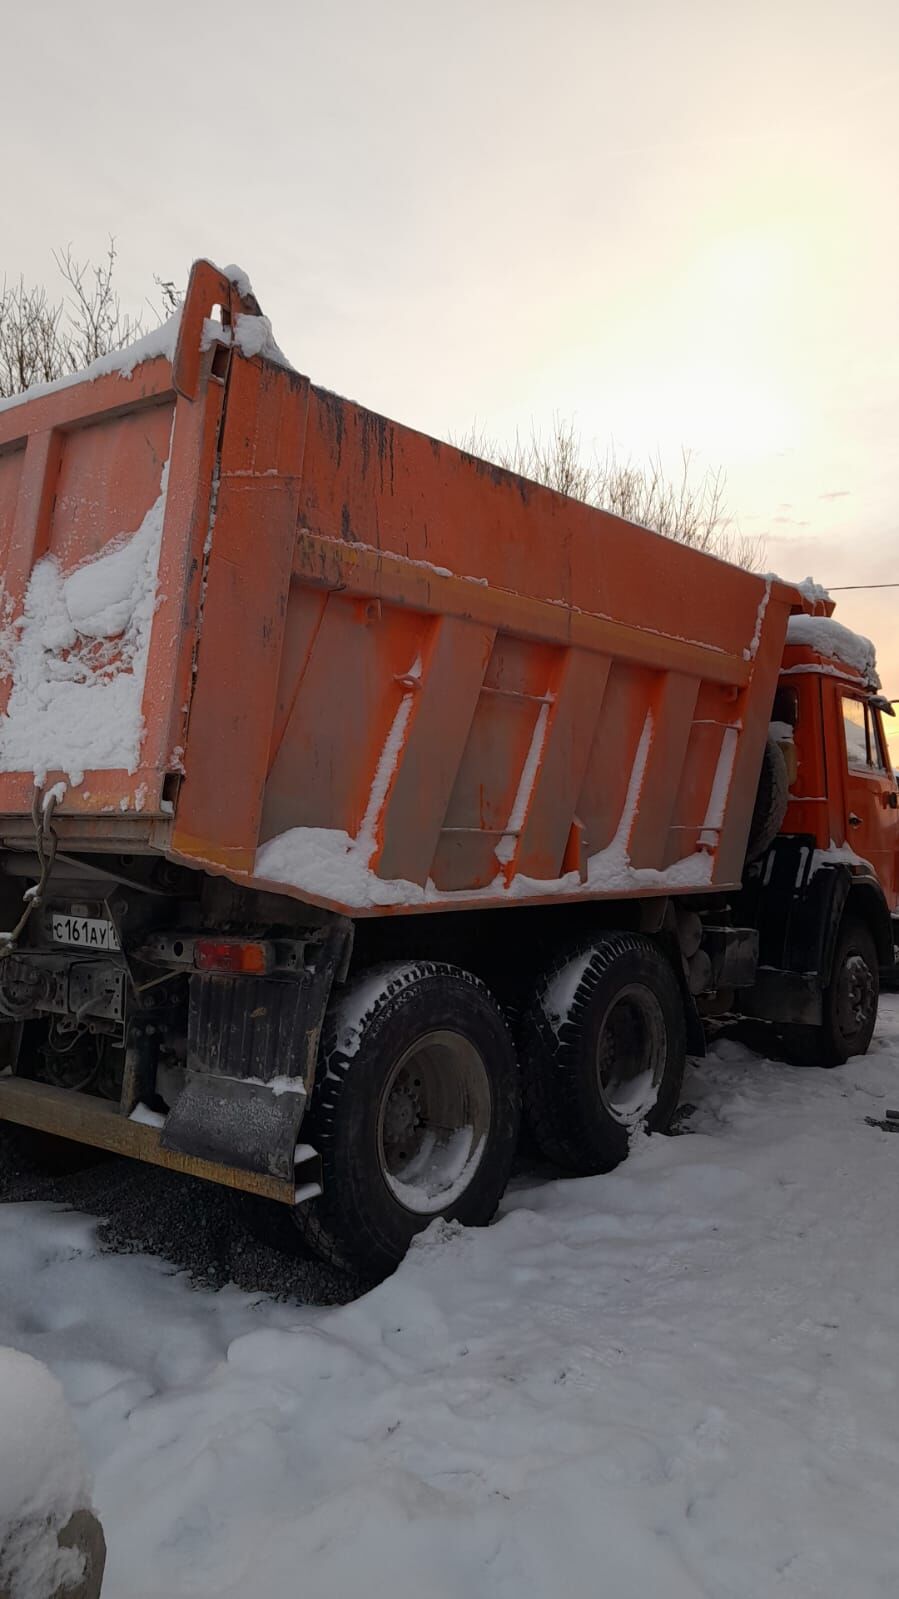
<box><xmin>194</xmin><ymin>939</ymin><xmax>270</xmax><ymax>974</ymax></box>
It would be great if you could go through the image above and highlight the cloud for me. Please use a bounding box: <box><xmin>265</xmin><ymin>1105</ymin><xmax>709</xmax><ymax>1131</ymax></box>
<box><xmin>819</xmin><ymin>489</ymin><xmax>851</xmax><ymax>500</ymax></box>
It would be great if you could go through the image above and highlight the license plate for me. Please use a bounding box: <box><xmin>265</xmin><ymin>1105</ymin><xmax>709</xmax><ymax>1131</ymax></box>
<box><xmin>51</xmin><ymin>915</ymin><xmax>120</xmax><ymax>952</ymax></box>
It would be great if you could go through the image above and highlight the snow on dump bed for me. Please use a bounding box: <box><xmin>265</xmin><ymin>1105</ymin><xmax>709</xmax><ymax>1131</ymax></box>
<box><xmin>787</xmin><ymin>613</ymin><xmax>880</xmax><ymax>687</ymax></box>
<box><xmin>0</xmin><ymin>455</ymin><xmax>169</xmax><ymax>785</ymax></box>
<box><xmin>0</xmin><ymin>260</ymin><xmax>291</xmax><ymax>420</ymax></box>
<box><xmin>0</xmin><ymin>314</ymin><xmax>181</xmax><ymax>416</ymax></box>
<box><xmin>0</xmin><ymin>1347</ymin><xmax>90</xmax><ymax>1598</ymax></box>
<box><xmin>4</xmin><ymin>1002</ymin><xmax>899</xmax><ymax>1596</ymax></box>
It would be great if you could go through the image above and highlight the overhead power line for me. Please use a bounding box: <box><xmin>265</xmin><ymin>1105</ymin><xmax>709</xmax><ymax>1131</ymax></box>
<box><xmin>826</xmin><ymin>583</ymin><xmax>899</xmax><ymax>592</ymax></box>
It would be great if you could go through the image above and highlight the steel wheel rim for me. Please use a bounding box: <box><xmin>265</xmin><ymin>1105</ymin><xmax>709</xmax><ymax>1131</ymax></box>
<box><xmin>376</xmin><ymin>1030</ymin><xmax>492</xmax><ymax>1215</ymax></box>
<box><xmin>595</xmin><ymin>983</ymin><xmax>667</xmax><ymax>1124</ymax></box>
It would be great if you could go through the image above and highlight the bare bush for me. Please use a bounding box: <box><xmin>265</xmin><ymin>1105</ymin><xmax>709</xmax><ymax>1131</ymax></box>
<box><xmin>0</xmin><ymin>279</ymin><xmax>67</xmax><ymax>396</ymax></box>
<box><xmin>0</xmin><ymin>241</ymin><xmax>177</xmax><ymax>400</ymax></box>
<box><xmin>455</xmin><ymin>416</ymin><xmax>762</xmax><ymax>570</ymax></box>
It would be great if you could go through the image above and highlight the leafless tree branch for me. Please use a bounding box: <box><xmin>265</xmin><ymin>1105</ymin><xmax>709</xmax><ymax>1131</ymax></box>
<box><xmin>452</xmin><ymin>416</ymin><xmax>763</xmax><ymax>571</ymax></box>
<box><xmin>0</xmin><ymin>241</ymin><xmax>181</xmax><ymax>400</ymax></box>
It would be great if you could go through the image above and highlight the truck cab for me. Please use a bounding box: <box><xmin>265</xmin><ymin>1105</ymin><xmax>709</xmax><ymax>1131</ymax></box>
<box><xmin>779</xmin><ymin>630</ymin><xmax>898</xmax><ymax>920</ymax></box>
<box><xmin>734</xmin><ymin>620</ymin><xmax>898</xmax><ymax>1063</ymax></box>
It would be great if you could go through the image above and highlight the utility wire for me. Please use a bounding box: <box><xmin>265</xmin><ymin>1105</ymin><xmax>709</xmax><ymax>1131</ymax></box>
<box><xmin>826</xmin><ymin>583</ymin><xmax>899</xmax><ymax>592</ymax></box>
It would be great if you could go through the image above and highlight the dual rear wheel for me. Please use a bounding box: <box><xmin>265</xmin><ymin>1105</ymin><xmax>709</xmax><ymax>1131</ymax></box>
<box><xmin>520</xmin><ymin>933</ymin><xmax>687</xmax><ymax>1175</ymax></box>
<box><xmin>260</xmin><ymin>936</ymin><xmax>686</xmax><ymax>1277</ymax></box>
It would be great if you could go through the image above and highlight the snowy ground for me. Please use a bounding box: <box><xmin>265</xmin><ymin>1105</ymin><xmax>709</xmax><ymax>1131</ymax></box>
<box><xmin>3</xmin><ymin>1004</ymin><xmax>899</xmax><ymax>1598</ymax></box>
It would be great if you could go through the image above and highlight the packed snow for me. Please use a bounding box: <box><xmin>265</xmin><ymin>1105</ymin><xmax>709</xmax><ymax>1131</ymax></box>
<box><xmin>787</xmin><ymin>613</ymin><xmax>880</xmax><ymax>689</ymax></box>
<box><xmin>0</xmin><ymin>455</ymin><xmax>170</xmax><ymax>785</ymax></box>
<box><xmin>3</xmin><ymin>1001</ymin><xmax>899</xmax><ymax>1596</ymax></box>
<box><xmin>0</xmin><ymin>1347</ymin><xmax>91</xmax><ymax>1598</ymax></box>
<box><xmin>793</xmin><ymin>576</ymin><xmax>832</xmax><ymax>609</ymax></box>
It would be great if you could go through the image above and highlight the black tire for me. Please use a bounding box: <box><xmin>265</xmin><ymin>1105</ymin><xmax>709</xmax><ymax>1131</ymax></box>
<box><xmin>781</xmin><ymin>916</ymin><xmax>879</xmax><ymax>1068</ymax></box>
<box><xmin>280</xmin><ymin>962</ymin><xmax>520</xmax><ymax>1279</ymax></box>
<box><xmin>746</xmin><ymin>739</ymin><xmax>789</xmax><ymax>863</ymax></box>
<box><xmin>521</xmin><ymin>933</ymin><xmax>686</xmax><ymax>1175</ymax></box>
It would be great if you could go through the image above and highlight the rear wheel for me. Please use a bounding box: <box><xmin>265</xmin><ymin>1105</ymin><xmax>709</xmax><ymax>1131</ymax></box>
<box><xmin>521</xmin><ymin>933</ymin><xmax>686</xmax><ymax>1174</ymax></box>
<box><xmin>282</xmin><ymin>962</ymin><xmax>520</xmax><ymax>1278</ymax></box>
<box><xmin>781</xmin><ymin>915</ymin><xmax>879</xmax><ymax>1068</ymax></box>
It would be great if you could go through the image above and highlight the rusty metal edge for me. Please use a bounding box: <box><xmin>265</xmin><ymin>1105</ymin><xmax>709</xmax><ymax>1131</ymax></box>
<box><xmin>0</xmin><ymin>1075</ymin><xmax>298</xmax><ymax>1204</ymax></box>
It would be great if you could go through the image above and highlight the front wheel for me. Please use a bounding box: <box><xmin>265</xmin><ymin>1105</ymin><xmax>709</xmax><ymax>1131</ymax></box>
<box><xmin>285</xmin><ymin>962</ymin><xmax>520</xmax><ymax>1278</ymax></box>
<box><xmin>781</xmin><ymin>916</ymin><xmax>879</xmax><ymax>1068</ymax></box>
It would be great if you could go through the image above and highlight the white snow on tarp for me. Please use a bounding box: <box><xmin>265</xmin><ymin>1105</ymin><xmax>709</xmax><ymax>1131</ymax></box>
<box><xmin>787</xmin><ymin>613</ymin><xmax>880</xmax><ymax>688</ymax></box>
<box><xmin>5</xmin><ymin>1005</ymin><xmax>899</xmax><ymax>1594</ymax></box>
<box><xmin>0</xmin><ymin>315</ymin><xmax>181</xmax><ymax>416</ymax></box>
<box><xmin>0</xmin><ymin>1347</ymin><xmax>91</xmax><ymax>1598</ymax></box>
<box><xmin>0</xmin><ymin>453</ymin><xmax>170</xmax><ymax>785</ymax></box>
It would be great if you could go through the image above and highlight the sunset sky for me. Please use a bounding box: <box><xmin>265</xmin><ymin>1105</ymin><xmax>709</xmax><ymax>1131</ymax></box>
<box><xmin>5</xmin><ymin>0</ymin><xmax>898</xmax><ymax>738</ymax></box>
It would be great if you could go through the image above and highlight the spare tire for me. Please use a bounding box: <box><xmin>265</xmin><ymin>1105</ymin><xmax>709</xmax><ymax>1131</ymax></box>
<box><xmin>746</xmin><ymin>738</ymin><xmax>789</xmax><ymax>863</ymax></box>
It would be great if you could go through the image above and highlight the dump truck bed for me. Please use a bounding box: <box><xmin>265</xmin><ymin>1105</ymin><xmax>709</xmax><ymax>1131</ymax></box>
<box><xmin>0</xmin><ymin>261</ymin><xmax>800</xmax><ymax>916</ymax></box>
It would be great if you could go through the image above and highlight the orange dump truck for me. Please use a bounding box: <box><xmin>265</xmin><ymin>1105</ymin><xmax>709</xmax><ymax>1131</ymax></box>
<box><xmin>0</xmin><ymin>261</ymin><xmax>895</xmax><ymax>1275</ymax></box>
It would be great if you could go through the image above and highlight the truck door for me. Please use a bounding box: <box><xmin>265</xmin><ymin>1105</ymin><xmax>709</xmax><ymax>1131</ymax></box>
<box><xmin>839</xmin><ymin>690</ymin><xmax>899</xmax><ymax>909</ymax></box>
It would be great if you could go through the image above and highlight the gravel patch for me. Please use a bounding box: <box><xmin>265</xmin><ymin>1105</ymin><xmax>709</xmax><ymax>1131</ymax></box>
<box><xmin>0</xmin><ymin>1125</ymin><xmax>367</xmax><ymax>1304</ymax></box>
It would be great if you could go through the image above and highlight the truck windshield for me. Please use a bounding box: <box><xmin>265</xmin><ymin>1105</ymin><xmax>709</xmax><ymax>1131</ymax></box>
<box><xmin>841</xmin><ymin>693</ymin><xmax>888</xmax><ymax>772</ymax></box>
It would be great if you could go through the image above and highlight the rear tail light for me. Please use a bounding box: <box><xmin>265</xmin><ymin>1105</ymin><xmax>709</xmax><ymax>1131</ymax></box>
<box><xmin>194</xmin><ymin>938</ymin><xmax>272</xmax><ymax>975</ymax></box>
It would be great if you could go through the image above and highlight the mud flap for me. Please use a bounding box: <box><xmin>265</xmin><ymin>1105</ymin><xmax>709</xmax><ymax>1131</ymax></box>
<box><xmin>161</xmin><ymin>920</ymin><xmax>351</xmax><ymax>1186</ymax></box>
<box><xmin>162</xmin><ymin>1069</ymin><xmax>307</xmax><ymax>1184</ymax></box>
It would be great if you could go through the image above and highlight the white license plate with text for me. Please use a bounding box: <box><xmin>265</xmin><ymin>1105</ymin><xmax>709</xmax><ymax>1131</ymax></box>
<box><xmin>51</xmin><ymin>915</ymin><xmax>120</xmax><ymax>952</ymax></box>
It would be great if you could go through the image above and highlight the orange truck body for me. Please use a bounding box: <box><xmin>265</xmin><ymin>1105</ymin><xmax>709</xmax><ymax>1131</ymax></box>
<box><xmin>0</xmin><ymin>260</ymin><xmax>894</xmax><ymax>1244</ymax></box>
<box><xmin>0</xmin><ymin>260</ymin><xmax>804</xmax><ymax>910</ymax></box>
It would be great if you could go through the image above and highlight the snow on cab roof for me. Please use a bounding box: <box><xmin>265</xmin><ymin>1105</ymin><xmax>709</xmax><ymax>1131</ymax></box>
<box><xmin>786</xmin><ymin>613</ymin><xmax>880</xmax><ymax>689</ymax></box>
